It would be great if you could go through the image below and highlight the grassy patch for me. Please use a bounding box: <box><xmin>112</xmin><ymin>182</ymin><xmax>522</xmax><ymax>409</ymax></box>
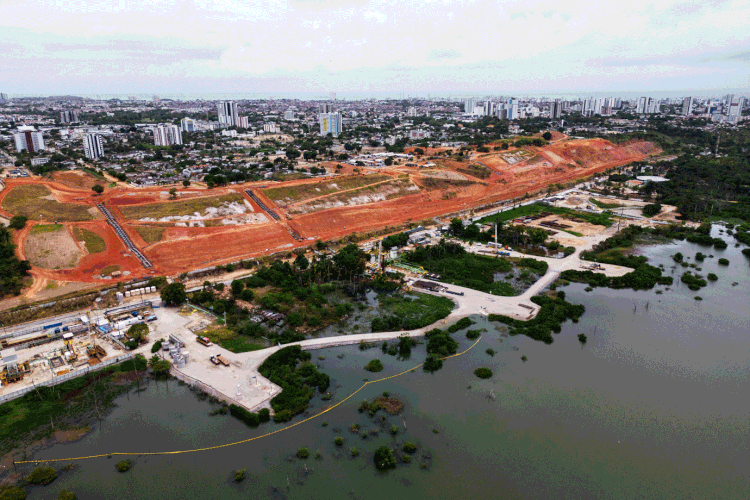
<box><xmin>119</xmin><ymin>193</ymin><xmax>244</xmax><ymax>220</ymax></box>
<box><xmin>202</xmin><ymin>326</ymin><xmax>265</xmax><ymax>353</ymax></box>
<box><xmin>489</xmin><ymin>295</ymin><xmax>585</xmax><ymax>344</ymax></box>
<box><xmin>133</xmin><ymin>225</ymin><xmax>165</xmax><ymax>243</ymax></box>
<box><xmin>2</xmin><ymin>184</ymin><xmax>93</xmax><ymax>222</ymax></box>
<box><xmin>589</xmin><ymin>197</ymin><xmax>623</xmax><ymax>209</ymax></box>
<box><xmin>73</xmin><ymin>227</ymin><xmax>106</xmax><ymax>253</ymax></box>
<box><xmin>479</xmin><ymin>202</ymin><xmax>612</xmax><ymax>227</ymax></box>
<box><xmin>371</xmin><ymin>292</ymin><xmax>454</xmax><ymax>332</ymax></box>
<box><xmin>99</xmin><ymin>265</ymin><xmax>120</xmax><ymax>276</ymax></box>
<box><xmin>456</xmin><ymin>164</ymin><xmax>492</xmax><ymax>179</ymax></box>
<box><xmin>30</xmin><ymin>223</ymin><xmax>63</xmax><ymax>234</ymax></box>
<box><xmin>263</xmin><ymin>175</ymin><xmax>390</xmax><ymax>205</ymax></box>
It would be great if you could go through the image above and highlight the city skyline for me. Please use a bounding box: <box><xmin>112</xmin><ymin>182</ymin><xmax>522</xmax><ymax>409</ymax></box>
<box><xmin>2</xmin><ymin>0</ymin><xmax>750</xmax><ymax>95</ymax></box>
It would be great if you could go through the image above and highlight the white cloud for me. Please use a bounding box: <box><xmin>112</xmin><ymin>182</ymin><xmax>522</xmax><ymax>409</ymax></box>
<box><xmin>1</xmin><ymin>0</ymin><xmax>749</xmax><ymax>93</ymax></box>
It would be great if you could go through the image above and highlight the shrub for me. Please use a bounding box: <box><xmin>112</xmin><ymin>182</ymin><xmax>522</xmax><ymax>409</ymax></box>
<box><xmin>27</xmin><ymin>466</ymin><xmax>58</xmax><ymax>485</ymax></box>
<box><xmin>390</xmin><ymin>425</ymin><xmax>398</xmax><ymax>435</ymax></box>
<box><xmin>297</xmin><ymin>447</ymin><xmax>310</xmax><ymax>459</ymax></box>
<box><xmin>334</xmin><ymin>437</ymin><xmax>344</xmax><ymax>446</ymax></box>
<box><xmin>229</xmin><ymin>404</ymin><xmax>260</xmax><ymax>427</ymax></box>
<box><xmin>350</xmin><ymin>447</ymin><xmax>360</xmax><ymax>457</ymax></box>
<box><xmin>0</xmin><ymin>486</ymin><xmax>26</xmax><ymax>500</ymax></box>
<box><xmin>150</xmin><ymin>340</ymin><xmax>163</xmax><ymax>353</ymax></box>
<box><xmin>521</xmin><ymin>355</ymin><xmax>528</xmax><ymax>362</ymax></box>
<box><xmin>258</xmin><ymin>408</ymin><xmax>270</xmax><ymax>423</ymax></box>
<box><xmin>423</xmin><ymin>355</ymin><xmax>442</xmax><ymax>373</ymax></box>
<box><xmin>707</xmin><ymin>273</ymin><xmax>718</xmax><ymax>281</ymax></box>
<box><xmin>485</xmin><ymin>348</ymin><xmax>495</xmax><ymax>357</ymax></box>
<box><xmin>474</xmin><ymin>367</ymin><xmax>493</xmax><ymax>379</ymax></box>
<box><xmin>694</xmin><ymin>296</ymin><xmax>703</xmax><ymax>301</ymax></box>
<box><xmin>116</xmin><ymin>460</ymin><xmax>131</xmax><ymax>473</ymax></box>
<box><xmin>8</xmin><ymin>215</ymin><xmax>27</xmax><ymax>230</ymax></box>
<box><xmin>364</xmin><ymin>359</ymin><xmax>384</xmax><ymax>372</ymax></box>
<box><xmin>374</xmin><ymin>446</ymin><xmax>396</xmax><ymax>470</ymax></box>
<box><xmin>466</xmin><ymin>329</ymin><xmax>481</xmax><ymax>340</ymax></box>
<box><xmin>402</xmin><ymin>442</ymin><xmax>417</xmax><ymax>454</ymax></box>
<box><xmin>718</xmin><ymin>258</ymin><xmax>729</xmax><ymax>266</ymax></box>
<box><xmin>57</xmin><ymin>490</ymin><xmax>77</xmax><ymax>500</ymax></box>
<box><xmin>578</xmin><ymin>333</ymin><xmax>587</xmax><ymax>343</ymax></box>
<box><xmin>234</xmin><ymin>469</ymin><xmax>246</xmax><ymax>482</ymax></box>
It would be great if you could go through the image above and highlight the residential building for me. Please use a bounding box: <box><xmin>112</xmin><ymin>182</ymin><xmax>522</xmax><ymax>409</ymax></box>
<box><xmin>0</xmin><ymin>93</ymin><xmax>7</xmax><ymax>103</ymax></box>
<box><xmin>483</xmin><ymin>101</ymin><xmax>496</xmax><ymax>117</ymax></box>
<box><xmin>409</xmin><ymin>128</ymin><xmax>431</xmax><ymax>140</ymax></box>
<box><xmin>60</xmin><ymin>110</ymin><xmax>79</xmax><ymax>123</ymax></box>
<box><xmin>180</xmin><ymin>118</ymin><xmax>196</xmax><ymax>132</ymax></box>
<box><xmin>263</xmin><ymin>123</ymin><xmax>279</xmax><ymax>134</ymax></box>
<box><xmin>507</xmin><ymin>99</ymin><xmax>519</xmax><ymax>120</ymax></box>
<box><xmin>30</xmin><ymin>157</ymin><xmax>50</xmax><ymax>167</ymax></box>
<box><xmin>83</xmin><ymin>133</ymin><xmax>105</xmax><ymax>160</ymax></box>
<box><xmin>647</xmin><ymin>98</ymin><xmax>660</xmax><ymax>114</ymax></box>
<box><xmin>217</xmin><ymin>101</ymin><xmax>238</xmax><ymax>127</ymax></box>
<box><xmin>682</xmin><ymin>96</ymin><xmax>694</xmax><ymax>116</ymax></box>
<box><xmin>551</xmin><ymin>99</ymin><xmax>562</xmax><ymax>119</ymax></box>
<box><xmin>726</xmin><ymin>95</ymin><xmax>744</xmax><ymax>117</ymax></box>
<box><xmin>407</xmin><ymin>106</ymin><xmax>418</xmax><ymax>117</ymax></box>
<box><xmin>319</xmin><ymin>112</ymin><xmax>343</xmax><ymax>137</ymax></box>
<box><xmin>153</xmin><ymin>125</ymin><xmax>183</xmax><ymax>146</ymax></box>
<box><xmin>463</xmin><ymin>98</ymin><xmax>475</xmax><ymax>114</ymax></box>
<box><xmin>636</xmin><ymin>97</ymin><xmax>648</xmax><ymax>114</ymax></box>
<box><xmin>319</xmin><ymin>103</ymin><xmax>332</xmax><ymax>114</ymax></box>
<box><xmin>13</xmin><ymin>128</ymin><xmax>45</xmax><ymax>153</ymax></box>
<box><xmin>237</xmin><ymin>116</ymin><xmax>249</xmax><ymax>128</ymax></box>
<box><xmin>284</xmin><ymin>109</ymin><xmax>295</xmax><ymax>120</ymax></box>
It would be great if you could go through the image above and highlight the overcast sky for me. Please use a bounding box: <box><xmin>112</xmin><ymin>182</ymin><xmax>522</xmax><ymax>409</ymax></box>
<box><xmin>2</xmin><ymin>0</ymin><xmax>750</xmax><ymax>95</ymax></box>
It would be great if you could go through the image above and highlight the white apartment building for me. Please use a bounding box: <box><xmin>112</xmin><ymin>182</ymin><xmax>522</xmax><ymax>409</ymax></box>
<box><xmin>83</xmin><ymin>133</ymin><xmax>105</xmax><ymax>160</ymax></box>
<box><xmin>217</xmin><ymin>101</ymin><xmax>238</xmax><ymax>127</ymax></box>
<box><xmin>153</xmin><ymin>125</ymin><xmax>183</xmax><ymax>146</ymax></box>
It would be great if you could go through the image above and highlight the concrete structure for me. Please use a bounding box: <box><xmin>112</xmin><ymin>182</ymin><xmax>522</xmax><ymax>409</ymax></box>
<box><xmin>217</xmin><ymin>100</ymin><xmax>238</xmax><ymax>127</ymax></box>
<box><xmin>180</xmin><ymin>118</ymin><xmax>196</xmax><ymax>132</ymax></box>
<box><xmin>60</xmin><ymin>110</ymin><xmax>79</xmax><ymax>123</ymax></box>
<box><xmin>237</xmin><ymin>116</ymin><xmax>249</xmax><ymax>128</ymax></box>
<box><xmin>319</xmin><ymin>111</ymin><xmax>342</xmax><ymax>137</ymax></box>
<box><xmin>726</xmin><ymin>95</ymin><xmax>744</xmax><ymax>117</ymax></box>
<box><xmin>153</xmin><ymin>125</ymin><xmax>183</xmax><ymax>146</ymax></box>
<box><xmin>682</xmin><ymin>96</ymin><xmax>693</xmax><ymax>116</ymax></box>
<box><xmin>13</xmin><ymin>129</ymin><xmax>45</xmax><ymax>153</ymax></box>
<box><xmin>83</xmin><ymin>133</ymin><xmax>105</xmax><ymax>160</ymax></box>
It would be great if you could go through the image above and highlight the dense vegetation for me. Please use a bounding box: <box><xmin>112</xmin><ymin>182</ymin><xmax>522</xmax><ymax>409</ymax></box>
<box><xmin>403</xmin><ymin>240</ymin><xmax>546</xmax><ymax>295</ymax></box>
<box><xmin>258</xmin><ymin>346</ymin><xmax>330</xmax><ymax>422</ymax></box>
<box><xmin>489</xmin><ymin>295</ymin><xmax>585</xmax><ymax>344</ymax></box>
<box><xmin>474</xmin><ymin>368</ymin><xmax>493</xmax><ymax>379</ymax></box>
<box><xmin>371</xmin><ymin>293</ymin><xmax>454</xmax><ymax>332</ymax></box>
<box><xmin>0</xmin><ymin>226</ymin><xmax>31</xmax><ymax>297</ymax></box>
<box><xmin>478</xmin><ymin>202</ymin><xmax>612</xmax><ymax>227</ymax></box>
<box><xmin>424</xmin><ymin>328</ymin><xmax>459</xmax><ymax>357</ymax></box>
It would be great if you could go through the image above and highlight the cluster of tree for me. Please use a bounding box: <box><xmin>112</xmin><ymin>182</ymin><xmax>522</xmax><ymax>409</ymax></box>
<box><xmin>489</xmin><ymin>294</ymin><xmax>585</xmax><ymax>344</ymax></box>
<box><xmin>258</xmin><ymin>346</ymin><xmax>330</xmax><ymax>422</ymax></box>
<box><xmin>381</xmin><ymin>232</ymin><xmax>409</xmax><ymax>250</ymax></box>
<box><xmin>229</xmin><ymin>404</ymin><xmax>270</xmax><ymax>427</ymax></box>
<box><xmin>0</xmin><ymin>227</ymin><xmax>31</xmax><ymax>298</ymax></box>
<box><xmin>370</xmin><ymin>294</ymin><xmax>454</xmax><ymax>332</ymax></box>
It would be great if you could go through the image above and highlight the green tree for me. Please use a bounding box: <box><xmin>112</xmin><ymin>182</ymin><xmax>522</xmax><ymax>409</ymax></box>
<box><xmin>333</xmin><ymin>244</ymin><xmax>367</xmax><ymax>277</ymax></box>
<box><xmin>0</xmin><ymin>486</ymin><xmax>26</xmax><ymax>500</ymax></box>
<box><xmin>92</xmin><ymin>184</ymin><xmax>104</xmax><ymax>194</ymax></box>
<box><xmin>294</xmin><ymin>254</ymin><xmax>309</xmax><ymax>270</ymax></box>
<box><xmin>374</xmin><ymin>446</ymin><xmax>396</xmax><ymax>470</ymax></box>
<box><xmin>57</xmin><ymin>490</ymin><xmax>77</xmax><ymax>500</ymax></box>
<box><xmin>169</xmin><ymin>188</ymin><xmax>177</xmax><ymax>199</ymax></box>
<box><xmin>8</xmin><ymin>215</ymin><xmax>27</xmax><ymax>230</ymax></box>
<box><xmin>161</xmin><ymin>282</ymin><xmax>186</xmax><ymax>306</ymax></box>
<box><xmin>449</xmin><ymin>217</ymin><xmax>464</xmax><ymax>236</ymax></box>
<box><xmin>182</xmin><ymin>179</ymin><xmax>190</xmax><ymax>187</ymax></box>
<box><xmin>149</xmin><ymin>355</ymin><xmax>171</xmax><ymax>376</ymax></box>
<box><xmin>26</xmin><ymin>466</ymin><xmax>58</xmax><ymax>485</ymax></box>
<box><xmin>127</xmin><ymin>323</ymin><xmax>149</xmax><ymax>344</ymax></box>
<box><xmin>542</xmin><ymin>131</ymin><xmax>553</xmax><ymax>141</ymax></box>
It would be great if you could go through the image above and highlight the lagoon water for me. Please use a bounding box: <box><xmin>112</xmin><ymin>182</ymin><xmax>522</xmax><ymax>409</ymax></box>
<box><xmin>26</xmin><ymin>233</ymin><xmax>750</xmax><ymax>499</ymax></box>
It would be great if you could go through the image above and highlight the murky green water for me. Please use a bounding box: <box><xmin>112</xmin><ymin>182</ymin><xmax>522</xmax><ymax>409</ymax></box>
<box><xmin>25</xmin><ymin>230</ymin><xmax>750</xmax><ymax>499</ymax></box>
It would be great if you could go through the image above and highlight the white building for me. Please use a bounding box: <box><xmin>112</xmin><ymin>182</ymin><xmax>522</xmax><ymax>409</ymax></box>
<box><xmin>284</xmin><ymin>109</ymin><xmax>295</xmax><ymax>120</ymax></box>
<box><xmin>483</xmin><ymin>101</ymin><xmax>496</xmax><ymax>117</ymax></box>
<box><xmin>682</xmin><ymin>97</ymin><xmax>694</xmax><ymax>116</ymax></box>
<box><xmin>551</xmin><ymin>99</ymin><xmax>562</xmax><ymax>119</ymax></box>
<box><xmin>13</xmin><ymin>129</ymin><xmax>45</xmax><ymax>153</ymax></box>
<box><xmin>237</xmin><ymin>116</ymin><xmax>249</xmax><ymax>128</ymax></box>
<box><xmin>180</xmin><ymin>118</ymin><xmax>196</xmax><ymax>132</ymax></box>
<box><xmin>636</xmin><ymin>97</ymin><xmax>648</xmax><ymax>114</ymax></box>
<box><xmin>407</xmin><ymin>106</ymin><xmax>418</xmax><ymax>117</ymax></box>
<box><xmin>153</xmin><ymin>125</ymin><xmax>183</xmax><ymax>146</ymax></box>
<box><xmin>726</xmin><ymin>95</ymin><xmax>745</xmax><ymax>117</ymax></box>
<box><xmin>83</xmin><ymin>133</ymin><xmax>105</xmax><ymax>160</ymax></box>
<box><xmin>409</xmin><ymin>128</ymin><xmax>431</xmax><ymax>140</ymax></box>
<box><xmin>217</xmin><ymin>101</ymin><xmax>238</xmax><ymax>127</ymax></box>
<box><xmin>319</xmin><ymin>112</ymin><xmax>343</xmax><ymax>137</ymax></box>
<box><xmin>463</xmin><ymin>98</ymin><xmax>475</xmax><ymax>114</ymax></box>
<box><xmin>507</xmin><ymin>99</ymin><xmax>519</xmax><ymax>120</ymax></box>
<box><xmin>263</xmin><ymin>123</ymin><xmax>279</xmax><ymax>134</ymax></box>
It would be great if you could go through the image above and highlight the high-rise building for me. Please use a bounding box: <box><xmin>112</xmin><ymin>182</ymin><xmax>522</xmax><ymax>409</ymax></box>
<box><xmin>726</xmin><ymin>95</ymin><xmax>744</xmax><ymax>117</ymax></box>
<box><xmin>636</xmin><ymin>97</ymin><xmax>648</xmax><ymax>114</ymax></box>
<box><xmin>83</xmin><ymin>133</ymin><xmax>105</xmax><ymax>160</ymax></box>
<box><xmin>319</xmin><ymin>112</ymin><xmax>343</xmax><ymax>137</ymax></box>
<box><xmin>647</xmin><ymin>98</ymin><xmax>660</xmax><ymax>114</ymax></box>
<box><xmin>319</xmin><ymin>103</ymin><xmax>332</xmax><ymax>114</ymax></box>
<box><xmin>463</xmin><ymin>98</ymin><xmax>475</xmax><ymax>114</ymax></box>
<box><xmin>0</xmin><ymin>93</ymin><xmax>7</xmax><ymax>103</ymax></box>
<box><xmin>217</xmin><ymin>101</ymin><xmax>238</xmax><ymax>127</ymax></box>
<box><xmin>506</xmin><ymin>99</ymin><xmax>519</xmax><ymax>120</ymax></box>
<box><xmin>483</xmin><ymin>101</ymin><xmax>496</xmax><ymax>117</ymax></box>
<box><xmin>682</xmin><ymin>97</ymin><xmax>694</xmax><ymax>116</ymax></box>
<box><xmin>153</xmin><ymin>125</ymin><xmax>183</xmax><ymax>146</ymax></box>
<box><xmin>13</xmin><ymin>128</ymin><xmax>45</xmax><ymax>153</ymax></box>
<box><xmin>180</xmin><ymin>118</ymin><xmax>196</xmax><ymax>132</ymax></box>
<box><xmin>329</xmin><ymin>92</ymin><xmax>337</xmax><ymax>101</ymax></box>
<box><xmin>551</xmin><ymin>99</ymin><xmax>562</xmax><ymax>119</ymax></box>
<box><xmin>60</xmin><ymin>110</ymin><xmax>79</xmax><ymax>123</ymax></box>
<box><xmin>237</xmin><ymin>116</ymin><xmax>249</xmax><ymax>128</ymax></box>
<box><xmin>284</xmin><ymin>109</ymin><xmax>295</xmax><ymax>120</ymax></box>
<box><xmin>407</xmin><ymin>106</ymin><xmax>418</xmax><ymax>117</ymax></box>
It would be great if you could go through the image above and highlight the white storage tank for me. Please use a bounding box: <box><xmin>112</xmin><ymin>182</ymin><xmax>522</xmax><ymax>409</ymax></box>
<box><xmin>125</xmin><ymin>291</ymin><xmax>131</xmax><ymax>297</ymax></box>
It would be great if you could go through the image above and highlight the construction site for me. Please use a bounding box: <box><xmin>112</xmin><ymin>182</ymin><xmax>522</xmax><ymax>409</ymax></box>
<box><xmin>0</xmin><ymin>136</ymin><xmax>659</xmax><ymax>303</ymax></box>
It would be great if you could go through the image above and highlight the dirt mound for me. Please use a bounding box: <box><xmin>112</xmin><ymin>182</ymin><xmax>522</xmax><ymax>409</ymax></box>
<box><xmin>51</xmin><ymin>171</ymin><xmax>101</xmax><ymax>190</ymax></box>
